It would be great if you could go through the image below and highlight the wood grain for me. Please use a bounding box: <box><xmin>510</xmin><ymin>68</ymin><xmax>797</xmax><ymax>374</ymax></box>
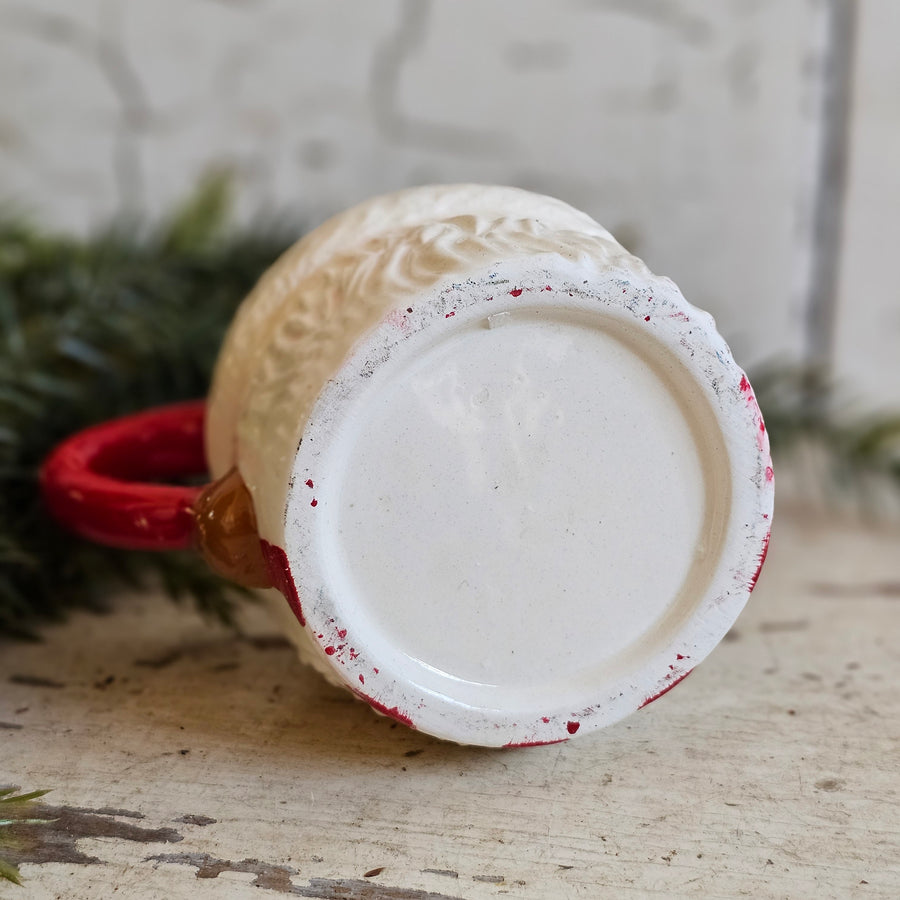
<box><xmin>1</xmin><ymin>508</ymin><xmax>898</xmax><ymax>898</ymax></box>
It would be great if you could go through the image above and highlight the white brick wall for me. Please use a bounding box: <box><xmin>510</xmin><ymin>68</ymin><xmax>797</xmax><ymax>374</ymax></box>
<box><xmin>1</xmin><ymin>0</ymin><xmax>892</xmax><ymax>403</ymax></box>
<box><xmin>834</xmin><ymin>0</ymin><xmax>900</xmax><ymax>412</ymax></box>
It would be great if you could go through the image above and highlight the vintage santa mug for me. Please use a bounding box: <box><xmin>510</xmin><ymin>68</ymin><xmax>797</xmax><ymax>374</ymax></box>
<box><xmin>42</xmin><ymin>185</ymin><xmax>773</xmax><ymax>747</ymax></box>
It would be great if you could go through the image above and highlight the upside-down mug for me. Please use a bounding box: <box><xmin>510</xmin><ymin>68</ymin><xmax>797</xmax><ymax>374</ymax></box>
<box><xmin>41</xmin><ymin>185</ymin><xmax>773</xmax><ymax>747</ymax></box>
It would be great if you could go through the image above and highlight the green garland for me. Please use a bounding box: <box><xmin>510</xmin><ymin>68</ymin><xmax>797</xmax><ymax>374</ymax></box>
<box><xmin>2</xmin><ymin>178</ymin><xmax>898</xmax><ymax>640</ymax></box>
<box><xmin>0</xmin><ymin>175</ymin><xmax>292</xmax><ymax>638</ymax></box>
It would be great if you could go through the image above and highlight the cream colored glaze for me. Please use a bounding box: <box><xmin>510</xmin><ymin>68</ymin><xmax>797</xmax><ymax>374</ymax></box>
<box><xmin>207</xmin><ymin>186</ymin><xmax>621</xmax><ymax>482</ymax></box>
<box><xmin>203</xmin><ymin>184</ymin><xmax>773</xmax><ymax>745</ymax></box>
<box><xmin>206</xmin><ymin>185</ymin><xmax>642</xmax><ymax>541</ymax></box>
<box><xmin>299</xmin><ymin>302</ymin><xmax>732</xmax><ymax>714</ymax></box>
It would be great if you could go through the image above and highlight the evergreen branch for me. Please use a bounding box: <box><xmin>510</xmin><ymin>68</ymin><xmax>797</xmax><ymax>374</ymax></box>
<box><xmin>0</xmin><ymin>177</ymin><xmax>293</xmax><ymax>637</ymax></box>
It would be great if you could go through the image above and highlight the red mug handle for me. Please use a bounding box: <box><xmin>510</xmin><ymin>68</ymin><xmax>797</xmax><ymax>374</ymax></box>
<box><xmin>40</xmin><ymin>400</ymin><xmax>208</xmax><ymax>551</ymax></box>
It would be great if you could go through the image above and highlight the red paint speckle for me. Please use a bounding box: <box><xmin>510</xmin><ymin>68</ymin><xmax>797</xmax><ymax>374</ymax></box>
<box><xmin>337</xmin><ymin>628</ymin><xmax>347</xmax><ymax>639</ymax></box>
<box><xmin>763</xmin><ymin>512</ymin><xmax>770</xmax><ymax>520</ymax></box>
<box><xmin>639</xmin><ymin>669</ymin><xmax>693</xmax><ymax>709</ymax></box>
<box><xmin>373</xmin><ymin>667</ymin><xmax>379</xmax><ymax>674</ymax></box>
<box><xmin>349</xmin><ymin>648</ymin><xmax>359</xmax><ymax>660</ymax></box>
<box><xmin>485</xmin><ymin>296</ymin><xmax>493</xmax><ymax>302</ymax></box>
<box><xmin>509</xmin><ymin>288</ymin><xmax>523</xmax><ymax>297</ymax></box>
<box><xmin>310</xmin><ymin>498</ymin><xmax>318</xmax><ymax>507</ymax></box>
<box><xmin>544</xmin><ymin>285</ymin><xmax>552</xmax><ymax>291</ymax></box>
<box><xmin>644</xmin><ymin>315</ymin><xmax>651</xmax><ymax>321</ymax></box>
<box><xmin>503</xmin><ymin>738</ymin><xmax>568</xmax><ymax>748</ymax></box>
<box><xmin>541</xmin><ymin>716</ymin><xmax>550</xmax><ymax>724</ymax></box>
<box><xmin>324</xmin><ymin>646</ymin><xmax>336</xmax><ymax>656</ymax></box>
<box><xmin>566</xmin><ymin>721</ymin><xmax>580</xmax><ymax>734</ymax></box>
<box><xmin>260</xmin><ymin>540</ymin><xmax>305</xmax><ymax>626</ymax></box>
<box><xmin>740</xmin><ymin>374</ymin><xmax>751</xmax><ymax>393</ymax></box>
<box><xmin>765</xmin><ymin>465</ymin><xmax>774</xmax><ymax>483</ymax></box>
<box><xmin>305</xmin><ymin>478</ymin><xmax>314</xmax><ymax>488</ymax></box>
<box><xmin>359</xmin><ymin>674</ymin><xmax>365</xmax><ymax>685</ymax></box>
<box><xmin>676</xmin><ymin>654</ymin><xmax>687</xmax><ymax>660</ymax></box>
<box><xmin>353</xmin><ymin>691</ymin><xmax>415</xmax><ymax>729</ymax></box>
<box><xmin>445</xmin><ymin>311</ymin><xmax>455</xmax><ymax>318</ymax></box>
<box><xmin>749</xmin><ymin>531</ymin><xmax>771</xmax><ymax>591</ymax></box>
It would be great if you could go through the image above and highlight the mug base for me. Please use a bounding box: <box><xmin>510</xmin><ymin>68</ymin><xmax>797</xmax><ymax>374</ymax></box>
<box><xmin>281</xmin><ymin>259</ymin><xmax>765</xmax><ymax>745</ymax></box>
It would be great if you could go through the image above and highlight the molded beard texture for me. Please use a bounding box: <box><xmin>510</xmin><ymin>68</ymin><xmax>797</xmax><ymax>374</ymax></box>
<box><xmin>205</xmin><ymin>185</ymin><xmax>773</xmax><ymax>745</ymax></box>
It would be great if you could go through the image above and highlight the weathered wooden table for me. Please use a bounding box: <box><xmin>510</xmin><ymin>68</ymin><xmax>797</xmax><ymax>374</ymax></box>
<box><xmin>2</xmin><ymin>507</ymin><xmax>898</xmax><ymax>898</ymax></box>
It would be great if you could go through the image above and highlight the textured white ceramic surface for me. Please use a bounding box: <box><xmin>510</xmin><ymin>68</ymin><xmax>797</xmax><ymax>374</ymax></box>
<box><xmin>206</xmin><ymin>185</ymin><xmax>773</xmax><ymax>746</ymax></box>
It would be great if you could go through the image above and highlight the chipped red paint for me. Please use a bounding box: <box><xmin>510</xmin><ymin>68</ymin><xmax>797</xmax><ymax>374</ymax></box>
<box><xmin>737</xmin><ymin>376</ymin><xmax>768</xmax><ymax>453</ymax></box>
<box><xmin>373</xmin><ymin>667</ymin><xmax>379</xmax><ymax>674</ymax></box>
<box><xmin>541</xmin><ymin>716</ymin><xmax>550</xmax><ymax>723</ymax></box>
<box><xmin>676</xmin><ymin>653</ymin><xmax>687</xmax><ymax>660</ymax></box>
<box><xmin>40</xmin><ymin>400</ymin><xmax>207</xmax><ymax>550</ymax></box>
<box><xmin>352</xmin><ymin>690</ymin><xmax>415</xmax><ymax>729</ymax></box>
<box><xmin>324</xmin><ymin>646</ymin><xmax>336</xmax><ymax>656</ymax></box>
<box><xmin>765</xmin><ymin>465</ymin><xmax>774</xmax><ymax>483</ymax></box>
<box><xmin>260</xmin><ymin>540</ymin><xmax>305</xmax><ymax>626</ymax></box>
<box><xmin>445</xmin><ymin>311</ymin><xmax>455</xmax><ymax>318</ymax></box>
<box><xmin>305</xmin><ymin>479</ymin><xmax>314</xmax><ymax>488</ymax></box>
<box><xmin>566</xmin><ymin>721</ymin><xmax>580</xmax><ymax>734</ymax></box>
<box><xmin>359</xmin><ymin>674</ymin><xmax>365</xmax><ymax>684</ymax></box>
<box><xmin>644</xmin><ymin>315</ymin><xmax>651</xmax><ymax>321</ymax></box>
<box><xmin>749</xmin><ymin>531</ymin><xmax>771</xmax><ymax>591</ymax></box>
<box><xmin>509</xmin><ymin>288</ymin><xmax>523</xmax><ymax>297</ymax></box>
<box><xmin>503</xmin><ymin>738</ymin><xmax>568</xmax><ymax>748</ymax></box>
<box><xmin>337</xmin><ymin>628</ymin><xmax>347</xmax><ymax>639</ymax></box>
<box><xmin>310</xmin><ymin>498</ymin><xmax>318</xmax><ymax>507</ymax></box>
<box><xmin>544</xmin><ymin>285</ymin><xmax>552</xmax><ymax>291</ymax></box>
<box><xmin>638</xmin><ymin>669</ymin><xmax>693</xmax><ymax>709</ymax></box>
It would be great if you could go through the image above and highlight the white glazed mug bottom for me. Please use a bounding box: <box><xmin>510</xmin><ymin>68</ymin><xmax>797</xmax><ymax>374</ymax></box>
<box><xmin>205</xmin><ymin>186</ymin><xmax>773</xmax><ymax>747</ymax></box>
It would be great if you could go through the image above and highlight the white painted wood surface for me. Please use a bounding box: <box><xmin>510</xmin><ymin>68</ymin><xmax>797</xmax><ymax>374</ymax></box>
<box><xmin>2</xmin><ymin>506</ymin><xmax>898</xmax><ymax>899</ymax></box>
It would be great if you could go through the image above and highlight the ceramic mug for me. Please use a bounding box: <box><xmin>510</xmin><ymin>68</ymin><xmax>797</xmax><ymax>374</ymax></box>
<box><xmin>42</xmin><ymin>185</ymin><xmax>773</xmax><ymax>747</ymax></box>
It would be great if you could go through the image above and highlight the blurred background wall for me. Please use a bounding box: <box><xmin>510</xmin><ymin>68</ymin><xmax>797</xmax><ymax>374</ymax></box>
<box><xmin>0</xmin><ymin>0</ymin><xmax>895</xmax><ymax>408</ymax></box>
